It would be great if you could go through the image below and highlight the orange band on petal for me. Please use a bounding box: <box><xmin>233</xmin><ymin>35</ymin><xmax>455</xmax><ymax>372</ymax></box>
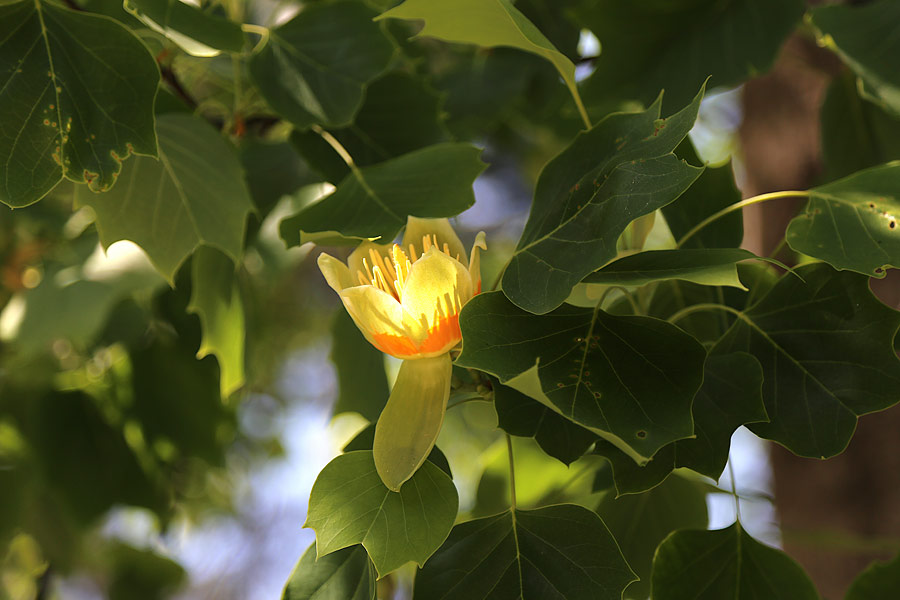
<box><xmin>371</xmin><ymin>332</ymin><xmax>420</xmax><ymax>358</ymax></box>
<box><xmin>418</xmin><ymin>313</ymin><xmax>462</xmax><ymax>355</ymax></box>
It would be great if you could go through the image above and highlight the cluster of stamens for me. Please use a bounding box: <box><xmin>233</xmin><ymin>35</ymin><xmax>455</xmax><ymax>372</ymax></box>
<box><xmin>356</xmin><ymin>235</ymin><xmax>461</xmax><ymax>302</ymax></box>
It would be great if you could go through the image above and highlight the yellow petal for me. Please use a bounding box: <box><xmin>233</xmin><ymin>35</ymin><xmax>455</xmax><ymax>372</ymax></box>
<box><xmin>317</xmin><ymin>252</ymin><xmax>353</xmax><ymax>293</ymax></box>
<box><xmin>400</xmin><ymin>248</ymin><xmax>472</xmax><ymax>356</ymax></box>
<box><xmin>339</xmin><ymin>285</ymin><xmax>422</xmax><ymax>358</ymax></box>
<box><xmin>468</xmin><ymin>231</ymin><xmax>487</xmax><ymax>294</ymax></box>
<box><xmin>347</xmin><ymin>240</ymin><xmax>393</xmax><ymax>284</ymax></box>
<box><xmin>402</xmin><ymin>217</ymin><xmax>468</xmax><ymax>267</ymax></box>
<box><xmin>374</xmin><ymin>353</ymin><xmax>452</xmax><ymax>491</ymax></box>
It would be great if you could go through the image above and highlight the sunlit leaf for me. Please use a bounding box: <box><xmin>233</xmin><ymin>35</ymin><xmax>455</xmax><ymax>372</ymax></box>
<box><xmin>249</xmin><ymin>0</ymin><xmax>394</xmax><ymax>129</ymax></box>
<box><xmin>282</xmin><ymin>543</ymin><xmax>375</xmax><ymax>600</ymax></box>
<box><xmin>75</xmin><ymin>114</ymin><xmax>255</xmax><ymax>283</ymax></box>
<box><xmin>502</xmin><ymin>86</ymin><xmax>705</xmax><ymax>314</ymax></box>
<box><xmin>279</xmin><ymin>143</ymin><xmax>486</xmax><ymax>247</ymax></box>
<box><xmin>714</xmin><ymin>263</ymin><xmax>900</xmax><ymax>458</ymax></box>
<box><xmin>583</xmin><ymin>248</ymin><xmax>756</xmax><ymax>290</ymax></box>
<box><xmin>0</xmin><ymin>0</ymin><xmax>159</xmax><ymax>207</ymax></box>
<box><xmin>652</xmin><ymin>523</ymin><xmax>819</xmax><ymax>600</ymax></box>
<box><xmin>188</xmin><ymin>246</ymin><xmax>245</xmax><ymax>397</ymax></box>
<box><xmin>413</xmin><ymin>504</ymin><xmax>636</xmax><ymax>600</ymax></box>
<box><xmin>846</xmin><ymin>552</ymin><xmax>900</xmax><ymax>600</ymax></box>
<box><xmin>458</xmin><ymin>291</ymin><xmax>706</xmax><ymax>462</ymax></box>
<box><xmin>305</xmin><ymin>451</ymin><xmax>458</xmax><ymax>577</ymax></box>
<box><xmin>342</xmin><ymin>424</ymin><xmax>451</xmax><ymax>478</ymax></box>
<box><xmin>124</xmin><ymin>0</ymin><xmax>244</xmax><ymax>57</ymax></box>
<box><xmin>786</xmin><ymin>163</ymin><xmax>900</xmax><ymax>277</ymax></box>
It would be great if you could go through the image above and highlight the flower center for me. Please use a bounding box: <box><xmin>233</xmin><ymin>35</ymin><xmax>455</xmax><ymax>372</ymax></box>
<box><xmin>356</xmin><ymin>235</ymin><xmax>459</xmax><ymax>302</ymax></box>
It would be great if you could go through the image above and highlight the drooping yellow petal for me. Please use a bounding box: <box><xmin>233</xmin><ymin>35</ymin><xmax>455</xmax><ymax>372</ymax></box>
<box><xmin>339</xmin><ymin>285</ymin><xmax>422</xmax><ymax>358</ymax></box>
<box><xmin>402</xmin><ymin>217</ymin><xmax>468</xmax><ymax>267</ymax></box>
<box><xmin>373</xmin><ymin>353</ymin><xmax>452</xmax><ymax>491</ymax></box>
<box><xmin>400</xmin><ymin>248</ymin><xmax>473</xmax><ymax>356</ymax></box>
<box><xmin>468</xmin><ymin>231</ymin><xmax>487</xmax><ymax>294</ymax></box>
<box><xmin>317</xmin><ymin>253</ymin><xmax>354</xmax><ymax>293</ymax></box>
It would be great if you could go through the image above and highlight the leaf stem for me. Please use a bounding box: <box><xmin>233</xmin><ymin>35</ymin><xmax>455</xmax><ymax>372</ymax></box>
<box><xmin>506</xmin><ymin>433</ymin><xmax>517</xmax><ymax>511</ymax></box>
<box><xmin>569</xmin><ymin>85</ymin><xmax>592</xmax><ymax>130</ymax></box>
<box><xmin>675</xmin><ymin>190</ymin><xmax>810</xmax><ymax>248</ymax></box>
<box><xmin>241</xmin><ymin>23</ymin><xmax>270</xmax><ymax>54</ymax></box>
<box><xmin>668</xmin><ymin>302</ymin><xmax>743</xmax><ymax>325</ymax></box>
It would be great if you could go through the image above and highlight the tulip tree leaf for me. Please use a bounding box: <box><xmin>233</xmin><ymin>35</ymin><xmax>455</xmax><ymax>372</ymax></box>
<box><xmin>75</xmin><ymin>114</ymin><xmax>255</xmax><ymax>283</ymax></box>
<box><xmin>492</xmin><ymin>377</ymin><xmax>597</xmax><ymax>466</ymax></box>
<box><xmin>575</xmin><ymin>0</ymin><xmax>805</xmax><ymax>112</ymax></box>
<box><xmin>331</xmin><ymin>311</ymin><xmax>389</xmax><ymax>422</ymax></box>
<box><xmin>0</xmin><ymin>0</ymin><xmax>159</xmax><ymax>208</ymax></box>
<box><xmin>502</xmin><ymin>86</ymin><xmax>705</xmax><ymax>315</ymax></box>
<box><xmin>714</xmin><ymin>263</ymin><xmax>900</xmax><ymax>459</ymax></box>
<box><xmin>597</xmin><ymin>474</ymin><xmax>708</xmax><ymax>600</ymax></box>
<box><xmin>583</xmin><ymin>248</ymin><xmax>757</xmax><ymax>290</ymax></box>
<box><xmin>305</xmin><ymin>451</ymin><xmax>458</xmax><ymax>578</ymax></box>
<box><xmin>124</xmin><ymin>0</ymin><xmax>244</xmax><ymax>56</ymax></box>
<box><xmin>188</xmin><ymin>246</ymin><xmax>245</xmax><ymax>398</ymax></box>
<box><xmin>342</xmin><ymin>423</ymin><xmax>452</xmax><ymax>479</ymax></box>
<box><xmin>811</xmin><ymin>0</ymin><xmax>900</xmax><ymax>117</ymax></box>
<box><xmin>786</xmin><ymin>163</ymin><xmax>900</xmax><ymax>278</ymax></box>
<box><xmin>279</xmin><ymin>143</ymin><xmax>486</xmax><ymax>246</ymax></box>
<box><xmin>377</xmin><ymin>0</ymin><xmax>586</xmax><ymax>122</ymax></box>
<box><xmin>652</xmin><ymin>523</ymin><xmax>819</xmax><ymax>600</ymax></box>
<box><xmin>846</xmin><ymin>552</ymin><xmax>900</xmax><ymax>600</ymax></box>
<box><xmin>820</xmin><ymin>73</ymin><xmax>900</xmax><ymax>183</ymax></box>
<box><xmin>282</xmin><ymin>543</ymin><xmax>375</xmax><ymax>600</ymax></box>
<box><xmin>249</xmin><ymin>0</ymin><xmax>394</xmax><ymax>130</ymax></box>
<box><xmin>457</xmin><ymin>291</ymin><xmax>706</xmax><ymax>463</ymax></box>
<box><xmin>413</xmin><ymin>504</ymin><xmax>637</xmax><ymax>600</ymax></box>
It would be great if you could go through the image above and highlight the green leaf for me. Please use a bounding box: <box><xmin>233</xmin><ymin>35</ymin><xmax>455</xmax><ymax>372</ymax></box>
<box><xmin>330</xmin><ymin>310</ymin><xmax>389</xmax><ymax>422</ymax></box>
<box><xmin>583</xmin><ymin>248</ymin><xmax>756</xmax><ymax>290</ymax></box>
<box><xmin>279</xmin><ymin>143</ymin><xmax>486</xmax><ymax>247</ymax></box>
<box><xmin>597</xmin><ymin>474</ymin><xmax>708</xmax><ymax>600</ymax></box>
<box><xmin>187</xmin><ymin>246</ymin><xmax>245</xmax><ymax>397</ymax></box>
<box><xmin>75</xmin><ymin>113</ymin><xmax>255</xmax><ymax>283</ymax></box>
<box><xmin>664</xmin><ymin>141</ymin><xmax>744</xmax><ymax>248</ymax></box>
<box><xmin>502</xmin><ymin>86</ymin><xmax>705</xmax><ymax>314</ymax></box>
<box><xmin>786</xmin><ymin>163</ymin><xmax>900</xmax><ymax>277</ymax></box>
<box><xmin>305</xmin><ymin>450</ymin><xmax>458</xmax><ymax>578</ymax></box>
<box><xmin>820</xmin><ymin>73</ymin><xmax>900</xmax><ymax>183</ymax></box>
<box><xmin>846</xmin><ymin>552</ymin><xmax>900</xmax><ymax>600</ymax></box>
<box><xmin>812</xmin><ymin>0</ymin><xmax>900</xmax><ymax>117</ymax></box>
<box><xmin>342</xmin><ymin>424</ymin><xmax>452</xmax><ymax>479</ymax></box>
<box><xmin>457</xmin><ymin>291</ymin><xmax>706</xmax><ymax>462</ymax></box>
<box><xmin>377</xmin><ymin>0</ymin><xmax>586</xmax><ymax>123</ymax></box>
<box><xmin>413</xmin><ymin>504</ymin><xmax>636</xmax><ymax>600</ymax></box>
<box><xmin>124</xmin><ymin>0</ymin><xmax>244</xmax><ymax>56</ymax></box>
<box><xmin>0</xmin><ymin>0</ymin><xmax>159</xmax><ymax>207</ymax></box>
<box><xmin>576</xmin><ymin>0</ymin><xmax>805</xmax><ymax>112</ymax></box>
<box><xmin>492</xmin><ymin>377</ymin><xmax>596</xmax><ymax>466</ymax></box>
<box><xmin>248</xmin><ymin>0</ymin><xmax>394</xmax><ymax>129</ymax></box>
<box><xmin>291</xmin><ymin>71</ymin><xmax>450</xmax><ymax>182</ymax></box>
<box><xmin>652</xmin><ymin>523</ymin><xmax>819</xmax><ymax>600</ymax></box>
<box><xmin>282</xmin><ymin>543</ymin><xmax>375</xmax><ymax>600</ymax></box>
<box><xmin>714</xmin><ymin>263</ymin><xmax>900</xmax><ymax>459</ymax></box>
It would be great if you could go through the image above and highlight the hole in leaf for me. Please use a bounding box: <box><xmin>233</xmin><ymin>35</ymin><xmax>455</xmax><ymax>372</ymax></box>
<box><xmin>635</xmin><ymin>430</ymin><xmax>647</xmax><ymax>439</ymax></box>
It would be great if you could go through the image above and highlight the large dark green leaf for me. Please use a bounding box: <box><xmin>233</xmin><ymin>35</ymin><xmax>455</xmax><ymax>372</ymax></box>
<box><xmin>652</xmin><ymin>523</ymin><xmax>819</xmax><ymax>600</ymax></box>
<box><xmin>576</xmin><ymin>0</ymin><xmax>805</xmax><ymax>112</ymax></box>
<box><xmin>413</xmin><ymin>504</ymin><xmax>636</xmax><ymax>600</ymax></box>
<box><xmin>124</xmin><ymin>0</ymin><xmax>244</xmax><ymax>56</ymax></box>
<box><xmin>248</xmin><ymin>0</ymin><xmax>394</xmax><ymax>129</ymax></box>
<box><xmin>0</xmin><ymin>0</ymin><xmax>159</xmax><ymax>207</ymax></box>
<box><xmin>597</xmin><ymin>474</ymin><xmax>708</xmax><ymax>600</ymax></box>
<box><xmin>502</xmin><ymin>87</ymin><xmax>704</xmax><ymax>314</ymax></box>
<box><xmin>786</xmin><ymin>163</ymin><xmax>900</xmax><ymax>277</ymax></box>
<box><xmin>457</xmin><ymin>291</ymin><xmax>706</xmax><ymax>462</ymax></box>
<box><xmin>305</xmin><ymin>450</ymin><xmax>458</xmax><ymax>578</ymax></box>
<box><xmin>714</xmin><ymin>263</ymin><xmax>900</xmax><ymax>458</ymax></box>
<box><xmin>75</xmin><ymin>114</ymin><xmax>255</xmax><ymax>283</ymax></box>
<box><xmin>820</xmin><ymin>73</ymin><xmax>900</xmax><ymax>183</ymax></box>
<box><xmin>330</xmin><ymin>311</ymin><xmax>389</xmax><ymax>422</ymax></box>
<box><xmin>282</xmin><ymin>543</ymin><xmax>375</xmax><ymax>600</ymax></box>
<box><xmin>492</xmin><ymin>377</ymin><xmax>597</xmax><ymax>466</ymax></box>
<box><xmin>583</xmin><ymin>248</ymin><xmax>756</xmax><ymax>290</ymax></box>
<box><xmin>846</xmin><ymin>552</ymin><xmax>900</xmax><ymax>600</ymax></box>
<box><xmin>279</xmin><ymin>143</ymin><xmax>486</xmax><ymax>246</ymax></box>
<box><xmin>291</xmin><ymin>70</ymin><xmax>450</xmax><ymax>183</ymax></box>
<box><xmin>811</xmin><ymin>0</ymin><xmax>900</xmax><ymax>116</ymax></box>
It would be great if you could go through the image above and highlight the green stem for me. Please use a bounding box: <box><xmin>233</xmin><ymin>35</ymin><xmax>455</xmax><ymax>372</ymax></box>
<box><xmin>675</xmin><ymin>190</ymin><xmax>810</xmax><ymax>248</ymax></box>
<box><xmin>241</xmin><ymin>23</ymin><xmax>270</xmax><ymax>54</ymax></box>
<box><xmin>668</xmin><ymin>302</ymin><xmax>743</xmax><ymax>325</ymax></box>
<box><xmin>569</xmin><ymin>85</ymin><xmax>592</xmax><ymax>130</ymax></box>
<box><xmin>506</xmin><ymin>433</ymin><xmax>517</xmax><ymax>511</ymax></box>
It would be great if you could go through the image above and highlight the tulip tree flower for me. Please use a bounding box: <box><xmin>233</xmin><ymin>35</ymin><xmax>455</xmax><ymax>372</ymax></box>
<box><xmin>318</xmin><ymin>217</ymin><xmax>487</xmax><ymax>491</ymax></box>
